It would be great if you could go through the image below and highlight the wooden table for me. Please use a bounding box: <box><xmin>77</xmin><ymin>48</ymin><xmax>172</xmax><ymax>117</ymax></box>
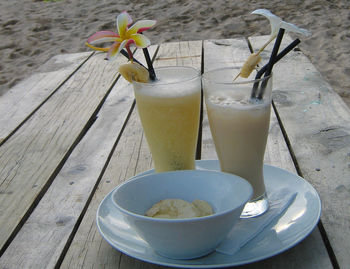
<box><xmin>0</xmin><ymin>36</ymin><xmax>349</xmax><ymax>269</ymax></box>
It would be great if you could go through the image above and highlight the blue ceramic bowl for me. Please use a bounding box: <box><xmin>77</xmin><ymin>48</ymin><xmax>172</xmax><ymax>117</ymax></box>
<box><xmin>111</xmin><ymin>170</ymin><xmax>252</xmax><ymax>259</ymax></box>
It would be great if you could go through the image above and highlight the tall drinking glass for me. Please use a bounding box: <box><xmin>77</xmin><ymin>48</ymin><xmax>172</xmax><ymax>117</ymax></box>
<box><xmin>202</xmin><ymin>67</ymin><xmax>272</xmax><ymax>218</ymax></box>
<box><xmin>132</xmin><ymin>66</ymin><xmax>201</xmax><ymax>172</ymax></box>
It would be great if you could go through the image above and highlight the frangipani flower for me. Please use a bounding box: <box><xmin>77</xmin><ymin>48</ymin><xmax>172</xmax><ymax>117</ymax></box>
<box><xmin>235</xmin><ymin>9</ymin><xmax>310</xmax><ymax>80</ymax></box>
<box><xmin>86</xmin><ymin>11</ymin><xmax>156</xmax><ymax>61</ymax></box>
<box><xmin>252</xmin><ymin>9</ymin><xmax>310</xmax><ymax>53</ymax></box>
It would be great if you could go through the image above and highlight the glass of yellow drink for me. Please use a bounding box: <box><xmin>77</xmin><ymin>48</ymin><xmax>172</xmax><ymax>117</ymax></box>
<box><xmin>202</xmin><ymin>67</ymin><xmax>273</xmax><ymax>218</ymax></box>
<box><xmin>132</xmin><ymin>66</ymin><xmax>201</xmax><ymax>172</ymax></box>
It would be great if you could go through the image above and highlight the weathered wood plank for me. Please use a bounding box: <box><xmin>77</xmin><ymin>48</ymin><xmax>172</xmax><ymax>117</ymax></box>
<box><xmin>153</xmin><ymin>40</ymin><xmax>202</xmax><ymax>67</ymax></box>
<box><xmin>0</xmin><ymin>48</ymin><xmax>157</xmax><ymax>268</ymax></box>
<box><xmin>0</xmin><ymin>51</ymin><xmax>126</xmax><ymax>255</ymax></box>
<box><xmin>0</xmin><ymin>52</ymin><xmax>92</xmax><ymax>144</ymax></box>
<box><xmin>203</xmin><ymin>38</ymin><xmax>251</xmax><ymax>71</ymax></box>
<box><xmin>202</xmin><ymin>38</ymin><xmax>332</xmax><ymax>268</ymax></box>
<box><xmin>60</xmin><ymin>40</ymin><xmax>202</xmax><ymax>269</ymax></box>
<box><xmin>249</xmin><ymin>34</ymin><xmax>350</xmax><ymax>268</ymax></box>
<box><xmin>0</xmin><ymin>47</ymin><xmax>156</xmax><ymax>268</ymax></box>
<box><xmin>60</xmin><ymin>108</ymin><xmax>151</xmax><ymax>269</ymax></box>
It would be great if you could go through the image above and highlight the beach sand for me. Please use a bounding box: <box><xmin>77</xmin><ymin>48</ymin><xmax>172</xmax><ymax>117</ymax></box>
<box><xmin>1</xmin><ymin>0</ymin><xmax>349</xmax><ymax>107</ymax></box>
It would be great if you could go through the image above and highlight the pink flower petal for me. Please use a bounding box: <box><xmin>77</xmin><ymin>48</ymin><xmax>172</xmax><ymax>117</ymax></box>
<box><xmin>87</xmin><ymin>31</ymin><xmax>119</xmax><ymax>44</ymax></box>
<box><xmin>128</xmin><ymin>20</ymin><xmax>156</xmax><ymax>35</ymax></box>
<box><xmin>130</xmin><ymin>33</ymin><xmax>151</xmax><ymax>48</ymax></box>
<box><xmin>124</xmin><ymin>11</ymin><xmax>133</xmax><ymax>26</ymax></box>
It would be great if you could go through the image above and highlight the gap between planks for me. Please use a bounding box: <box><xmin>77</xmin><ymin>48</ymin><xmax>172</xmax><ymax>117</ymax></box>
<box><xmin>55</xmin><ymin>45</ymin><xmax>161</xmax><ymax>267</ymax></box>
<box><xmin>0</xmin><ymin>52</ymin><xmax>94</xmax><ymax>148</ymax></box>
<box><xmin>0</xmin><ymin>54</ymin><xmax>118</xmax><ymax>258</ymax></box>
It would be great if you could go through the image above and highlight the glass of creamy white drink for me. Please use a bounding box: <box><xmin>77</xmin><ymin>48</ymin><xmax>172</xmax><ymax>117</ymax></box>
<box><xmin>202</xmin><ymin>67</ymin><xmax>273</xmax><ymax>218</ymax></box>
<box><xmin>132</xmin><ymin>66</ymin><xmax>201</xmax><ymax>172</ymax></box>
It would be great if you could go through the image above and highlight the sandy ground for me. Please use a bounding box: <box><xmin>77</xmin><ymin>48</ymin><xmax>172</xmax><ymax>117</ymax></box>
<box><xmin>0</xmin><ymin>0</ymin><xmax>349</xmax><ymax>106</ymax></box>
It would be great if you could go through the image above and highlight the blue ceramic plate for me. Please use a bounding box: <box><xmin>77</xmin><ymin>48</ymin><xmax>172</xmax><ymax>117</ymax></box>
<box><xmin>96</xmin><ymin>160</ymin><xmax>321</xmax><ymax>268</ymax></box>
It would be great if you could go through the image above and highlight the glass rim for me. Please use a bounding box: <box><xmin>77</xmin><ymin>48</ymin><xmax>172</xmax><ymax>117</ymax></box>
<box><xmin>132</xmin><ymin>66</ymin><xmax>200</xmax><ymax>86</ymax></box>
<box><xmin>202</xmin><ymin>66</ymin><xmax>272</xmax><ymax>86</ymax></box>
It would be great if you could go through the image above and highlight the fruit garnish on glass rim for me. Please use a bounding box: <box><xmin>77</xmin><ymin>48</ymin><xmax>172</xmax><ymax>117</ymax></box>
<box><xmin>86</xmin><ymin>11</ymin><xmax>156</xmax><ymax>82</ymax></box>
<box><xmin>119</xmin><ymin>62</ymin><xmax>150</xmax><ymax>83</ymax></box>
<box><xmin>234</xmin><ymin>9</ymin><xmax>311</xmax><ymax>81</ymax></box>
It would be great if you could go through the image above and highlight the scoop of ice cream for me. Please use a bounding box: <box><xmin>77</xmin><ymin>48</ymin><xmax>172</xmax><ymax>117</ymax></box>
<box><xmin>146</xmin><ymin>199</ymin><xmax>213</xmax><ymax>219</ymax></box>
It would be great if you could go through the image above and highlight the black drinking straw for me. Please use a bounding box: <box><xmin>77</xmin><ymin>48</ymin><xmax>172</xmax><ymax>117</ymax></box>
<box><xmin>120</xmin><ymin>49</ymin><xmax>145</xmax><ymax>67</ymax></box>
<box><xmin>255</xmin><ymin>38</ymin><xmax>301</xmax><ymax>79</ymax></box>
<box><xmin>258</xmin><ymin>28</ymin><xmax>285</xmax><ymax>99</ymax></box>
<box><xmin>250</xmin><ymin>37</ymin><xmax>301</xmax><ymax>99</ymax></box>
<box><xmin>250</xmin><ymin>28</ymin><xmax>285</xmax><ymax>100</ymax></box>
<box><xmin>142</xmin><ymin>48</ymin><xmax>157</xmax><ymax>81</ymax></box>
